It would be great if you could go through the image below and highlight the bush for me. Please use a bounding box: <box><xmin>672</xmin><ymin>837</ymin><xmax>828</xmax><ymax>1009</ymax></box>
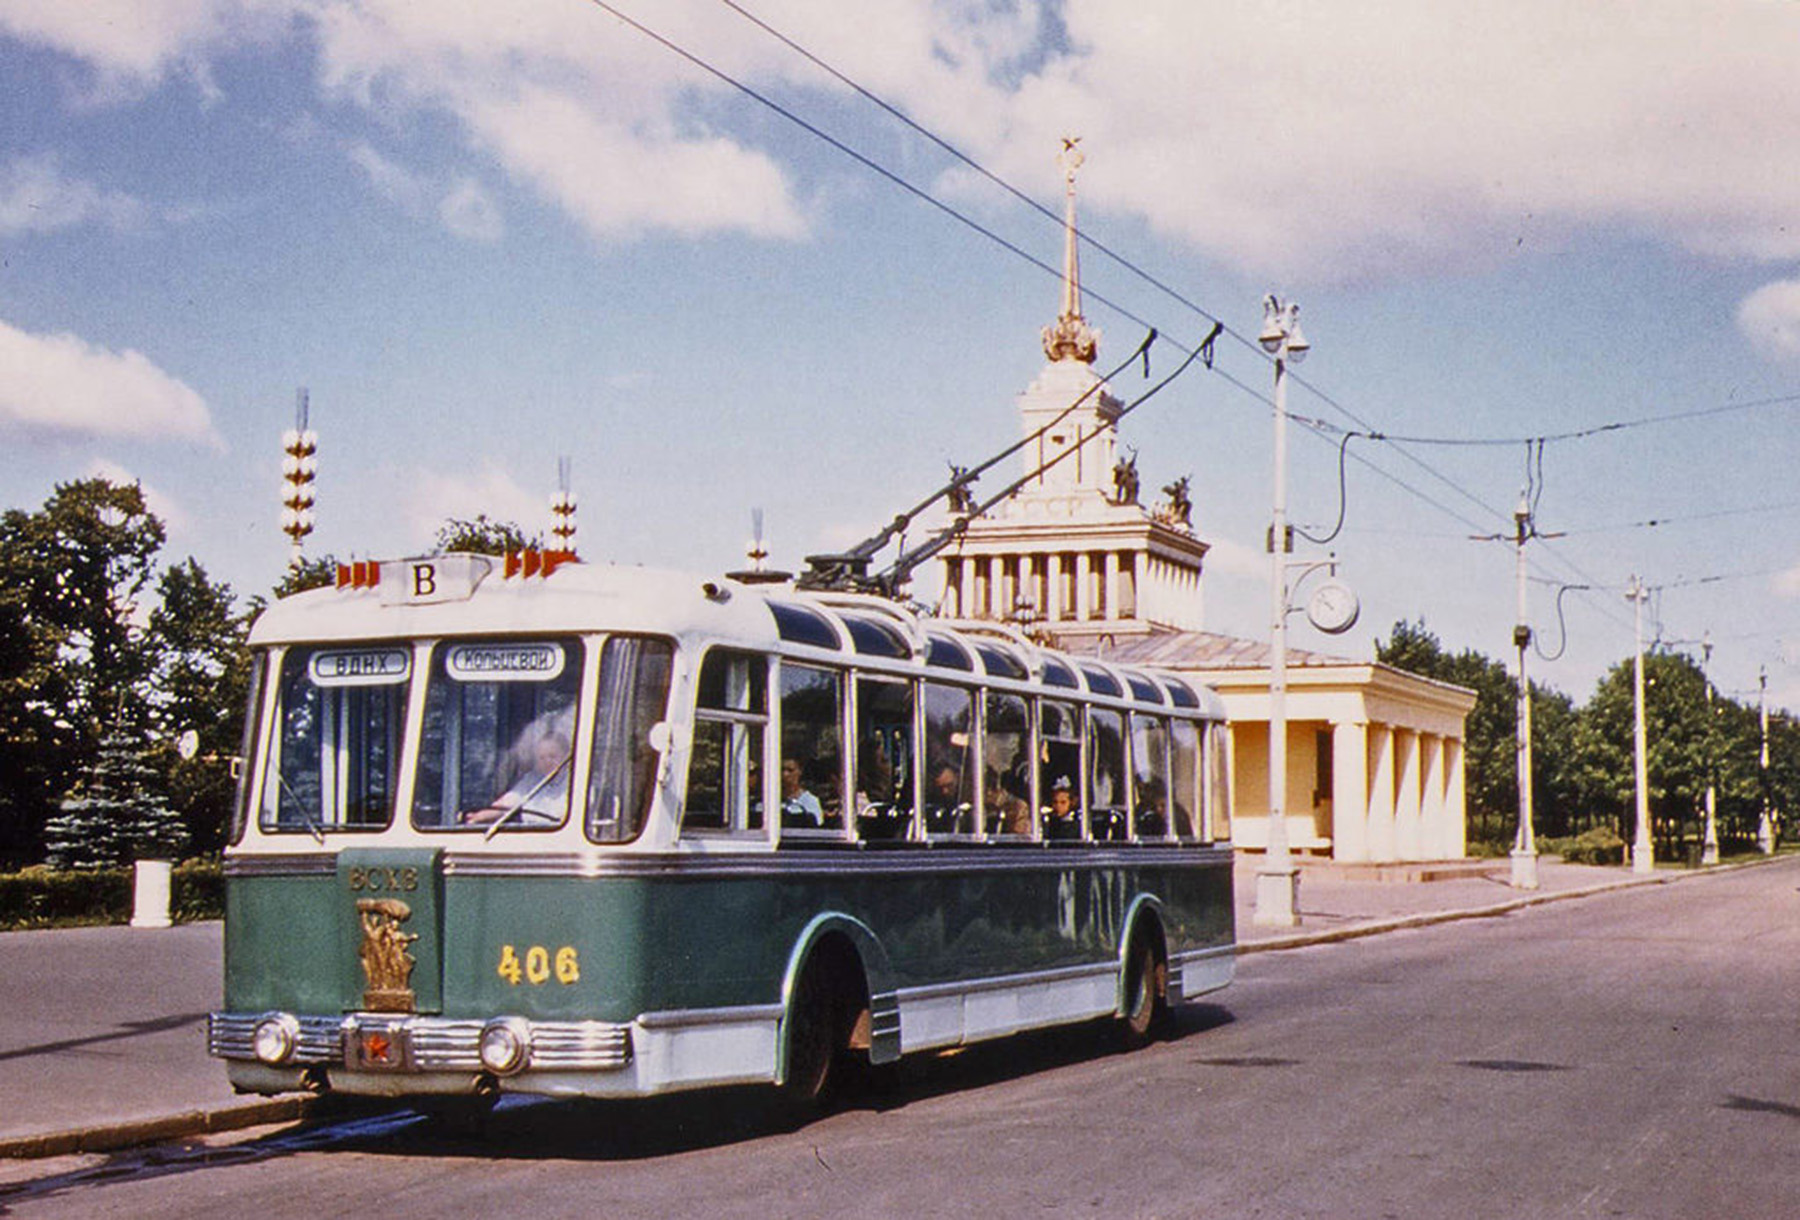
<box><xmin>0</xmin><ymin>857</ymin><xmax>223</xmax><ymax>930</ymax></box>
<box><xmin>1540</xmin><ymin>826</ymin><xmax>1626</xmax><ymax>866</ymax></box>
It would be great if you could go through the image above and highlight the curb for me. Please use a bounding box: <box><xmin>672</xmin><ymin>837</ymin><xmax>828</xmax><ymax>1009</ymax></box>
<box><xmin>0</xmin><ymin>1095</ymin><xmax>333</xmax><ymax>1161</ymax></box>
<box><xmin>1238</xmin><ymin>853</ymin><xmax>1781</xmax><ymax>955</ymax></box>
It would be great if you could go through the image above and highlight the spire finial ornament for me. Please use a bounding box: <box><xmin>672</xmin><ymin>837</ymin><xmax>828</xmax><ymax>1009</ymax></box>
<box><xmin>1042</xmin><ymin>136</ymin><xmax>1100</xmax><ymax>364</ymax></box>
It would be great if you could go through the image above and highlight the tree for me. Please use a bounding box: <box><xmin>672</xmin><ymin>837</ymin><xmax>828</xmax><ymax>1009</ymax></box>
<box><xmin>146</xmin><ymin>558</ymin><xmax>254</xmax><ymax>854</ymax></box>
<box><xmin>435</xmin><ymin>515</ymin><xmax>535</xmax><ymax>556</ymax></box>
<box><xmin>0</xmin><ymin>479</ymin><xmax>164</xmax><ymax>865</ymax></box>
<box><xmin>42</xmin><ymin>722</ymin><xmax>186</xmax><ymax>868</ymax></box>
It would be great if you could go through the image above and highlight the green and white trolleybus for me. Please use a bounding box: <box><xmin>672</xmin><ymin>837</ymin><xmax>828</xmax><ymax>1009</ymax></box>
<box><xmin>209</xmin><ymin>550</ymin><xmax>1235</xmax><ymax>1105</ymax></box>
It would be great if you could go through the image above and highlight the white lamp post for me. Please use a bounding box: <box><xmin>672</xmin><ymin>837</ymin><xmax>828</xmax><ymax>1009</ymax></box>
<box><xmin>1701</xmin><ymin>632</ymin><xmax>1719</xmax><ymax>866</ymax></box>
<box><xmin>1628</xmin><ymin>576</ymin><xmax>1655</xmax><ymax>874</ymax></box>
<box><xmin>1511</xmin><ymin>493</ymin><xmax>1539</xmax><ymax>889</ymax></box>
<box><xmin>1255</xmin><ymin>294</ymin><xmax>1308</xmax><ymax>929</ymax></box>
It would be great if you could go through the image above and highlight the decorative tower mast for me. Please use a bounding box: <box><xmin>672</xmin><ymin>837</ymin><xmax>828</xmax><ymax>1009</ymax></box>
<box><xmin>1041</xmin><ymin>137</ymin><xmax>1100</xmax><ymax>365</ymax></box>
<box><xmin>280</xmin><ymin>388</ymin><xmax>317</xmax><ymax>564</ymax></box>
<box><xmin>549</xmin><ymin>455</ymin><xmax>578</xmax><ymax>556</ymax></box>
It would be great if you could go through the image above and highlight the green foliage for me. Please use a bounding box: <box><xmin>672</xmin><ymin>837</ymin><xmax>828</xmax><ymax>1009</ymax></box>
<box><xmin>43</xmin><ymin>724</ymin><xmax>187</xmax><ymax>868</ymax></box>
<box><xmin>271</xmin><ymin>553</ymin><xmax>340</xmax><ymax>599</ymax></box>
<box><xmin>0</xmin><ymin>479</ymin><xmax>165</xmax><ymax>863</ymax></box>
<box><xmin>1540</xmin><ymin>826</ymin><xmax>1626</xmax><ymax>865</ymax></box>
<box><xmin>0</xmin><ymin>858</ymin><xmax>222</xmax><ymax>929</ymax></box>
<box><xmin>434</xmin><ymin>515</ymin><xmax>536</xmax><ymax>556</ymax></box>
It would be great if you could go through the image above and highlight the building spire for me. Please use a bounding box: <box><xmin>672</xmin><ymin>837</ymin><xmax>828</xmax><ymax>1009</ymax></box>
<box><xmin>1042</xmin><ymin>136</ymin><xmax>1099</xmax><ymax>364</ymax></box>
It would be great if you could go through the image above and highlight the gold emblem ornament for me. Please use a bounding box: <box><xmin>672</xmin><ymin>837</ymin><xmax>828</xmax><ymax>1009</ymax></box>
<box><xmin>356</xmin><ymin>897</ymin><xmax>419</xmax><ymax>1013</ymax></box>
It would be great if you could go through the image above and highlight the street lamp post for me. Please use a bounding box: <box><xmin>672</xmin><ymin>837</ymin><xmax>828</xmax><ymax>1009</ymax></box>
<box><xmin>1701</xmin><ymin>632</ymin><xmax>1719</xmax><ymax>867</ymax></box>
<box><xmin>1255</xmin><ymin>294</ymin><xmax>1308</xmax><ymax>929</ymax></box>
<box><xmin>1628</xmin><ymin>576</ymin><xmax>1654</xmax><ymax>874</ymax></box>
<box><xmin>1759</xmin><ymin>666</ymin><xmax>1775</xmax><ymax>855</ymax></box>
<box><xmin>1511</xmin><ymin>493</ymin><xmax>1538</xmax><ymax>889</ymax></box>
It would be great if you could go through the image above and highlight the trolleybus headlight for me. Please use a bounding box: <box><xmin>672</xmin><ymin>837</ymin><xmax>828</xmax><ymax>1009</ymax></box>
<box><xmin>252</xmin><ymin>1013</ymin><xmax>301</xmax><ymax>1065</ymax></box>
<box><xmin>478</xmin><ymin>1018</ymin><xmax>532</xmax><ymax>1075</ymax></box>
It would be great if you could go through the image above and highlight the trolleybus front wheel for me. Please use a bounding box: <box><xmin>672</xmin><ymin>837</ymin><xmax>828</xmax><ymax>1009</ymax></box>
<box><xmin>780</xmin><ymin>943</ymin><xmax>870</xmax><ymax>1111</ymax></box>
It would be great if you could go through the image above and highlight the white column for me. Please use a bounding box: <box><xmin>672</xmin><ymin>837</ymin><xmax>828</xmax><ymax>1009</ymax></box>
<box><xmin>1445</xmin><ymin>737</ymin><xmax>1468</xmax><ymax>858</ymax></box>
<box><xmin>1394</xmin><ymin>729</ymin><xmax>1422</xmax><ymax>860</ymax></box>
<box><xmin>1419</xmin><ymin>733</ymin><xmax>1446</xmax><ymax>859</ymax></box>
<box><xmin>1332</xmin><ymin>720</ymin><xmax>1370</xmax><ymax>863</ymax></box>
<box><xmin>1075</xmin><ymin>552</ymin><xmax>1093</xmax><ymax>621</ymax></box>
<box><xmin>1367</xmin><ymin>725</ymin><xmax>1396</xmax><ymax>862</ymax></box>
<box><xmin>1045</xmin><ymin>553</ymin><xmax>1062</xmax><ymax>621</ymax></box>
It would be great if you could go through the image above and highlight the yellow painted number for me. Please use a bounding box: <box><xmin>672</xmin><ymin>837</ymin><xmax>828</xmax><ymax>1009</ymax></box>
<box><xmin>497</xmin><ymin>943</ymin><xmax>580</xmax><ymax>987</ymax></box>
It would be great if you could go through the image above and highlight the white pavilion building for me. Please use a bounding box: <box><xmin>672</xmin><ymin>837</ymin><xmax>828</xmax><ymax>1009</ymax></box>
<box><xmin>938</xmin><ymin>144</ymin><xmax>1476</xmax><ymax>864</ymax></box>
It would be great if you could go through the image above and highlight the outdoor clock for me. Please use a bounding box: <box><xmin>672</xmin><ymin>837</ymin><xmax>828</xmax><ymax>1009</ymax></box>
<box><xmin>1306</xmin><ymin>578</ymin><xmax>1360</xmax><ymax>635</ymax></box>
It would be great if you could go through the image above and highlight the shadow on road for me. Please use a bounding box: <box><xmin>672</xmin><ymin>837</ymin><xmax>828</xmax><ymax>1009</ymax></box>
<box><xmin>0</xmin><ymin>1000</ymin><xmax>1240</xmax><ymax>1208</ymax></box>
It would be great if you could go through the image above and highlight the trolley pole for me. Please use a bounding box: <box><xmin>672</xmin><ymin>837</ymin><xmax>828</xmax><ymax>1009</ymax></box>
<box><xmin>1628</xmin><ymin>576</ymin><xmax>1654</xmax><ymax>874</ymax></box>
<box><xmin>1510</xmin><ymin>494</ymin><xmax>1538</xmax><ymax>889</ymax></box>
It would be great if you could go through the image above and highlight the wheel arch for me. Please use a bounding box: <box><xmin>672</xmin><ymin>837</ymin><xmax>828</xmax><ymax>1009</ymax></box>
<box><xmin>1117</xmin><ymin>894</ymin><xmax>1169</xmax><ymax>1017</ymax></box>
<box><xmin>777</xmin><ymin>912</ymin><xmax>901</xmax><ymax>1082</ymax></box>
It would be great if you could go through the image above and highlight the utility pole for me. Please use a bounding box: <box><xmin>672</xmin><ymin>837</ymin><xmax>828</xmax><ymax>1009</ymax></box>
<box><xmin>1701</xmin><ymin>632</ymin><xmax>1719</xmax><ymax>866</ymax></box>
<box><xmin>1759</xmin><ymin>666</ymin><xmax>1774</xmax><ymax>855</ymax></box>
<box><xmin>1511</xmin><ymin>492</ymin><xmax>1538</xmax><ymax>889</ymax></box>
<box><xmin>1255</xmin><ymin>294</ymin><xmax>1308</xmax><ymax>929</ymax></box>
<box><xmin>1628</xmin><ymin>576</ymin><xmax>1654</xmax><ymax>874</ymax></box>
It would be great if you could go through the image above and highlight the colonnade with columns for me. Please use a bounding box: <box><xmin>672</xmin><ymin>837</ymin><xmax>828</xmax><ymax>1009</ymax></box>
<box><xmin>943</xmin><ymin>544</ymin><xmax>1204</xmax><ymax>631</ymax></box>
<box><xmin>1324</xmin><ymin>720</ymin><xmax>1466</xmax><ymax>863</ymax></box>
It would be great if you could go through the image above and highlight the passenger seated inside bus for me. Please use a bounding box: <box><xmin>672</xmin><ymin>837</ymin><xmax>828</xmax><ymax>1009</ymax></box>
<box><xmin>779</xmin><ymin>756</ymin><xmax>824</xmax><ymax>827</ymax></box>
<box><xmin>983</xmin><ymin>768</ymin><xmax>1032</xmax><ymax>837</ymax></box>
<box><xmin>1134</xmin><ymin>778</ymin><xmax>1168</xmax><ymax>839</ymax></box>
<box><xmin>923</xmin><ymin>760</ymin><xmax>973</xmax><ymax>835</ymax></box>
<box><xmin>854</xmin><ymin>732</ymin><xmax>911</xmax><ymax>839</ymax></box>
<box><xmin>462</xmin><ymin>725</ymin><xmax>572</xmax><ymax>827</ymax></box>
<box><xmin>1043</xmin><ymin>776</ymin><xmax>1081</xmax><ymax>840</ymax></box>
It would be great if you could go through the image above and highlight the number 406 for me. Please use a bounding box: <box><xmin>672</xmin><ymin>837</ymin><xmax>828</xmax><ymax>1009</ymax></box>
<box><xmin>497</xmin><ymin>944</ymin><xmax>580</xmax><ymax>986</ymax></box>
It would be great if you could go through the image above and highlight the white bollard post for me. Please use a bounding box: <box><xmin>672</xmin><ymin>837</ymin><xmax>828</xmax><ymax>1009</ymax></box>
<box><xmin>130</xmin><ymin>859</ymin><xmax>173</xmax><ymax>929</ymax></box>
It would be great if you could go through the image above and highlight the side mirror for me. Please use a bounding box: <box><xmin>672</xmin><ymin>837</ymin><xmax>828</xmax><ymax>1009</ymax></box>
<box><xmin>647</xmin><ymin>721</ymin><xmax>675</xmax><ymax>754</ymax></box>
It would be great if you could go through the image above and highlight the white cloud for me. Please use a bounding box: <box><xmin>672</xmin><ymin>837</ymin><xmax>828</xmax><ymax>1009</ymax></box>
<box><xmin>18</xmin><ymin>1</ymin><xmax>1800</xmax><ymax>280</ymax></box>
<box><xmin>1736</xmin><ymin>280</ymin><xmax>1800</xmax><ymax>363</ymax></box>
<box><xmin>0</xmin><ymin>318</ymin><xmax>221</xmax><ymax>445</ymax></box>
<box><xmin>1201</xmin><ymin>534</ymin><xmax>1265</xmax><ymax>579</ymax></box>
<box><xmin>348</xmin><ymin>144</ymin><xmax>503</xmax><ymax>241</ymax></box>
<box><xmin>400</xmin><ymin>462</ymin><xmax>547</xmax><ymax>548</ymax></box>
<box><xmin>0</xmin><ymin>155</ymin><xmax>145</xmax><ymax>234</ymax></box>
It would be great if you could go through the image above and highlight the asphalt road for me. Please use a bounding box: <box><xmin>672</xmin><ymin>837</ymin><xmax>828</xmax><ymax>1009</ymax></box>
<box><xmin>4</xmin><ymin>859</ymin><xmax>1797</xmax><ymax>1219</ymax></box>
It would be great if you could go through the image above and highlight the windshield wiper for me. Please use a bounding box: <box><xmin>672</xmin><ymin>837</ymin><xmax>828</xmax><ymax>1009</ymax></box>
<box><xmin>273</xmin><ymin>770</ymin><xmax>326</xmax><ymax>844</ymax></box>
<box><xmin>484</xmin><ymin>753</ymin><xmax>573</xmax><ymax>841</ymax></box>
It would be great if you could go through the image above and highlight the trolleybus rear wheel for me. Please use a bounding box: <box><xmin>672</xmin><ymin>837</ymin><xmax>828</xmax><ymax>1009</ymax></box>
<box><xmin>1121</xmin><ymin>934</ymin><xmax>1169</xmax><ymax>1047</ymax></box>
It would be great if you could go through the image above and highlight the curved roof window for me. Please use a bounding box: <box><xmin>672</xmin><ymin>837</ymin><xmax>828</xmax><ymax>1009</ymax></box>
<box><xmin>1160</xmin><ymin>677</ymin><xmax>1201</xmax><ymax>709</ymax></box>
<box><xmin>841</xmin><ymin>614</ymin><xmax>909</xmax><ymax>659</ymax></box>
<box><xmin>924</xmin><ymin>632</ymin><xmax>974</xmax><ymax>671</ymax></box>
<box><xmin>1041</xmin><ymin>657</ymin><xmax>1080</xmax><ymax>689</ymax></box>
<box><xmin>975</xmin><ymin>643</ymin><xmax>1029</xmax><ymax>681</ymax></box>
<box><xmin>769</xmin><ymin>602</ymin><xmax>840</xmax><ymax>650</ymax></box>
<box><xmin>1079</xmin><ymin>664</ymin><xmax>1122</xmax><ymax>697</ymax></box>
<box><xmin>1126</xmin><ymin>673</ymin><xmax>1164</xmax><ymax>704</ymax></box>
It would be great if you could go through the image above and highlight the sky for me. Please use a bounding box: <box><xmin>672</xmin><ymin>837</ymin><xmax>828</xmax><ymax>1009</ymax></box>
<box><xmin>4</xmin><ymin>0</ymin><xmax>1800</xmax><ymax>711</ymax></box>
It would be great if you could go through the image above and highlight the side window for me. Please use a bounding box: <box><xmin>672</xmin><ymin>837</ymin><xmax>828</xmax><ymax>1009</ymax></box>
<box><xmin>414</xmin><ymin>639</ymin><xmax>581</xmax><ymax>832</ymax></box>
<box><xmin>1170</xmin><ymin>718</ymin><xmax>1202</xmax><ymax>841</ymax></box>
<box><xmin>779</xmin><ymin>663</ymin><xmax>843</xmax><ymax>833</ymax></box>
<box><xmin>231</xmin><ymin>650</ymin><xmax>269</xmax><ymax>844</ymax></box>
<box><xmin>983</xmin><ymin>692</ymin><xmax>1033</xmax><ymax>838</ymax></box>
<box><xmin>1040</xmin><ymin>699</ymin><xmax>1082</xmax><ymax>840</ymax></box>
<box><xmin>854</xmin><ymin>677</ymin><xmax>914</xmax><ymax>841</ymax></box>
<box><xmin>586</xmin><ymin>636</ymin><xmax>674</xmax><ymax>844</ymax></box>
<box><xmin>1088</xmin><ymin>709</ymin><xmax>1127</xmax><ymax>842</ymax></box>
<box><xmin>1206</xmin><ymin>722</ymin><xmax>1232</xmax><ymax>843</ymax></box>
<box><xmin>261</xmin><ymin>645</ymin><xmax>410</xmax><ymax>834</ymax></box>
<box><xmin>922</xmin><ymin>683</ymin><xmax>975</xmax><ymax>837</ymax></box>
<box><xmin>683</xmin><ymin>649</ymin><xmax>768</xmax><ymax>836</ymax></box>
<box><xmin>1131</xmin><ymin>714</ymin><xmax>1172</xmax><ymax>841</ymax></box>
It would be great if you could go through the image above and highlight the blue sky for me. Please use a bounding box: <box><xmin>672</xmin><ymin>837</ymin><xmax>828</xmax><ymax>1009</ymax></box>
<box><xmin>5</xmin><ymin>0</ymin><xmax>1800</xmax><ymax>710</ymax></box>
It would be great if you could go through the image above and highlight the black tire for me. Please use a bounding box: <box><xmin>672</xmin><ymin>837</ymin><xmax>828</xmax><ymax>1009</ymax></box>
<box><xmin>1120</xmin><ymin>934</ymin><xmax>1168</xmax><ymax>1048</ymax></box>
<box><xmin>782</xmin><ymin>957</ymin><xmax>839</xmax><ymax>1107</ymax></box>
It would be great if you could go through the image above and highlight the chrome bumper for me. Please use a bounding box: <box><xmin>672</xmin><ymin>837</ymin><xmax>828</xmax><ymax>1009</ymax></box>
<box><xmin>208</xmin><ymin>1011</ymin><xmax>633</xmax><ymax>1072</ymax></box>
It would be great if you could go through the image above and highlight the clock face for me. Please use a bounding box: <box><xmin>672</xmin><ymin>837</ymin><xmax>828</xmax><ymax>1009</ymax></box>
<box><xmin>1307</xmin><ymin>579</ymin><xmax>1360</xmax><ymax>635</ymax></box>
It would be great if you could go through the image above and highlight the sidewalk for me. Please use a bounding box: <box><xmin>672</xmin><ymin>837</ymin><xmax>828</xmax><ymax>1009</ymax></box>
<box><xmin>1</xmin><ymin>854</ymin><xmax>1776</xmax><ymax>1159</ymax></box>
